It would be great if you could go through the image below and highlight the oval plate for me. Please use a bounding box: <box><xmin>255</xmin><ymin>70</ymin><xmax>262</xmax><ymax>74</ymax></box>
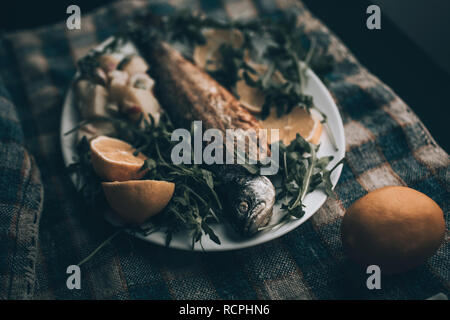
<box><xmin>60</xmin><ymin>38</ymin><xmax>345</xmax><ymax>251</ymax></box>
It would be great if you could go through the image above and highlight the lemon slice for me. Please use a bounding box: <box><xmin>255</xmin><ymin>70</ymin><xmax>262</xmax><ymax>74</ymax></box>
<box><xmin>102</xmin><ymin>180</ymin><xmax>175</xmax><ymax>225</ymax></box>
<box><xmin>259</xmin><ymin>107</ymin><xmax>323</xmax><ymax>145</ymax></box>
<box><xmin>236</xmin><ymin>63</ymin><xmax>322</xmax><ymax>145</ymax></box>
<box><xmin>90</xmin><ymin>135</ymin><xmax>148</xmax><ymax>182</ymax></box>
<box><xmin>193</xmin><ymin>28</ymin><xmax>244</xmax><ymax>71</ymax></box>
<box><xmin>236</xmin><ymin>63</ymin><xmax>267</xmax><ymax>114</ymax></box>
<box><xmin>193</xmin><ymin>29</ymin><xmax>322</xmax><ymax>146</ymax></box>
<box><xmin>235</xmin><ymin>61</ymin><xmax>285</xmax><ymax>114</ymax></box>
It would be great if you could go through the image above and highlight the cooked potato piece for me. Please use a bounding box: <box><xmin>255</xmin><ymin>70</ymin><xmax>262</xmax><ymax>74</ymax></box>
<box><xmin>109</xmin><ymin>82</ymin><xmax>127</xmax><ymax>105</ymax></box>
<box><xmin>108</xmin><ymin>70</ymin><xmax>129</xmax><ymax>86</ymax></box>
<box><xmin>119</xmin><ymin>55</ymin><xmax>149</xmax><ymax>75</ymax></box>
<box><xmin>129</xmin><ymin>73</ymin><xmax>155</xmax><ymax>91</ymax></box>
<box><xmin>74</xmin><ymin>80</ymin><xmax>109</xmax><ymax>119</ymax></box>
<box><xmin>98</xmin><ymin>54</ymin><xmax>121</xmax><ymax>73</ymax></box>
<box><xmin>112</xmin><ymin>86</ymin><xmax>161</xmax><ymax>123</ymax></box>
<box><xmin>108</xmin><ymin>71</ymin><xmax>129</xmax><ymax>102</ymax></box>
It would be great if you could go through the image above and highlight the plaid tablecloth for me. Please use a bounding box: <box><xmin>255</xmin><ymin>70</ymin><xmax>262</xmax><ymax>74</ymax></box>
<box><xmin>0</xmin><ymin>0</ymin><xmax>448</xmax><ymax>300</ymax></box>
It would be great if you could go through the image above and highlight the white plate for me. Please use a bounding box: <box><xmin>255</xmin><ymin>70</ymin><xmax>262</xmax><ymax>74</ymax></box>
<box><xmin>60</xmin><ymin>38</ymin><xmax>345</xmax><ymax>251</ymax></box>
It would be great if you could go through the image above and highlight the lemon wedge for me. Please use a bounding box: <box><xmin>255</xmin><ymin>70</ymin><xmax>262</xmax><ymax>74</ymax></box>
<box><xmin>102</xmin><ymin>180</ymin><xmax>175</xmax><ymax>225</ymax></box>
<box><xmin>90</xmin><ymin>135</ymin><xmax>148</xmax><ymax>182</ymax></box>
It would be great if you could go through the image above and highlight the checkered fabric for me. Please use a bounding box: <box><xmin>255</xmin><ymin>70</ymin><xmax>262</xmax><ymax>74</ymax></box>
<box><xmin>0</xmin><ymin>0</ymin><xmax>448</xmax><ymax>299</ymax></box>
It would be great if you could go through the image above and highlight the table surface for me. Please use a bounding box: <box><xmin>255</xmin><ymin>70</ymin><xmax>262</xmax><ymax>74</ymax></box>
<box><xmin>0</xmin><ymin>0</ymin><xmax>448</xmax><ymax>300</ymax></box>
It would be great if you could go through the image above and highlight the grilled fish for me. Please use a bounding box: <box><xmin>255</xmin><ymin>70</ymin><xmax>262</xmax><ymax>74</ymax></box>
<box><xmin>138</xmin><ymin>40</ymin><xmax>276</xmax><ymax>236</ymax></box>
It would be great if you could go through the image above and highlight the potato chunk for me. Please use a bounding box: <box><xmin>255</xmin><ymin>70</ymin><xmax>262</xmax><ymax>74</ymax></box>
<box><xmin>97</xmin><ymin>54</ymin><xmax>121</xmax><ymax>73</ymax></box>
<box><xmin>119</xmin><ymin>55</ymin><xmax>149</xmax><ymax>75</ymax></box>
<box><xmin>74</xmin><ymin>80</ymin><xmax>109</xmax><ymax>119</ymax></box>
<box><xmin>119</xmin><ymin>87</ymin><xmax>162</xmax><ymax>123</ymax></box>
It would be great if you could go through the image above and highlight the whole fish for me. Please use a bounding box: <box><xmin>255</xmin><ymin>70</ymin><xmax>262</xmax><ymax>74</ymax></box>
<box><xmin>138</xmin><ymin>40</ymin><xmax>276</xmax><ymax>236</ymax></box>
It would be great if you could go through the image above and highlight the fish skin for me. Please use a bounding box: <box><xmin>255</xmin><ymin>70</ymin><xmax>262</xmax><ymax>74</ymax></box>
<box><xmin>139</xmin><ymin>40</ymin><xmax>276</xmax><ymax>236</ymax></box>
<box><xmin>140</xmin><ymin>41</ymin><xmax>261</xmax><ymax>132</ymax></box>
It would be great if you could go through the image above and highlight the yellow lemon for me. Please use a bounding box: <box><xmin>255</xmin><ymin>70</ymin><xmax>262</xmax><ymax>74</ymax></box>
<box><xmin>193</xmin><ymin>28</ymin><xmax>244</xmax><ymax>71</ymax></box>
<box><xmin>102</xmin><ymin>180</ymin><xmax>175</xmax><ymax>225</ymax></box>
<box><xmin>235</xmin><ymin>61</ymin><xmax>286</xmax><ymax>114</ymax></box>
<box><xmin>90</xmin><ymin>135</ymin><xmax>148</xmax><ymax>182</ymax></box>
<box><xmin>259</xmin><ymin>107</ymin><xmax>323</xmax><ymax>145</ymax></box>
<box><xmin>341</xmin><ymin>186</ymin><xmax>445</xmax><ymax>274</ymax></box>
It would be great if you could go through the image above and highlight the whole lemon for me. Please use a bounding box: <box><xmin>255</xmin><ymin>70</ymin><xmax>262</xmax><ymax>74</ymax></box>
<box><xmin>341</xmin><ymin>186</ymin><xmax>445</xmax><ymax>274</ymax></box>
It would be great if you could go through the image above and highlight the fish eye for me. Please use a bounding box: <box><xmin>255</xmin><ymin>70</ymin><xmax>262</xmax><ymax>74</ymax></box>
<box><xmin>238</xmin><ymin>201</ymin><xmax>249</xmax><ymax>213</ymax></box>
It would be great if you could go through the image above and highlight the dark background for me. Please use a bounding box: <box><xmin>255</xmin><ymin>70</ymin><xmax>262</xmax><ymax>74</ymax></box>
<box><xmin>1</xmin><ymin>0</ymin><xmax>449</xmax><ymax>152</ymax></box>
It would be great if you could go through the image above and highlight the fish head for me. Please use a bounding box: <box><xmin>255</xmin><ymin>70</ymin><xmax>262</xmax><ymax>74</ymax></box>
<box><xmin>226</xmin><ymin>175</ymin><xmax>276</xmax><ymax>236</ymax></box>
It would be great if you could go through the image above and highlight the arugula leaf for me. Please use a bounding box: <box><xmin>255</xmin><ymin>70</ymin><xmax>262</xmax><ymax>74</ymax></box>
<box><xmin>263</xmin><ymin>135</ymin><xmax>343</xmax><ymax>231</ymax></box>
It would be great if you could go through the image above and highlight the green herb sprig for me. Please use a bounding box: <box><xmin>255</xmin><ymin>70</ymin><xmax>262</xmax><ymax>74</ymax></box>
<box><xmin>261</xmin><ymin>135</ymin><xmax>343</xmax><ymax>231</ymax></box>
<box><xmin>68</xmin><ymin>113</ymin><xmax>222</xmax><ymax>249</ymax></box>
